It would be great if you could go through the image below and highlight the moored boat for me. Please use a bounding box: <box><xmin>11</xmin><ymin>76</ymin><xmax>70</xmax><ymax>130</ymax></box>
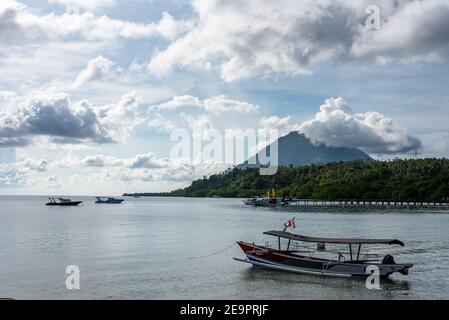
<box><xmin>253</xmin><ymin>197</ymin><xmax>288</xmax><ymax>207</ymax></box>
<box><xmin>46</xmin><ymin>198</ymin><xmax>83</xmax><ymax>207</ymax></box>
<box><xmin>243</xmin><ymin>196</ymin><xmax>259</xmax><ymax>205</ymax></box>
<box><xmin>95</xmin><ymin>197</ymin><xmax>124</xmax><ymax>204</ymax></box>
<box><xmin>243</xmin><ymin>189</ymin><xmax>288</xmax><ymax>207</ymax></box>
<box><xmin>234</xmin><ymin>219</ymin><xmax>413</xmax><ymax>278</ymax></box>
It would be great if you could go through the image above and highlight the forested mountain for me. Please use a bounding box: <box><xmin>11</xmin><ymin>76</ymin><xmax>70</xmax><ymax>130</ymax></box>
<box><xmin>240</xmin><ymin>131</ymin><xmax>371</xmax><ymax>168</ymax></box>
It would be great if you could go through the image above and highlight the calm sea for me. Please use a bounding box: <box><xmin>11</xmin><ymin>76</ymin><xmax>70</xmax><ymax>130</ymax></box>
<box><xmin>0</xmin><ymin>196</ymin><xmax>448</xmax><ymax>300</ymax></box>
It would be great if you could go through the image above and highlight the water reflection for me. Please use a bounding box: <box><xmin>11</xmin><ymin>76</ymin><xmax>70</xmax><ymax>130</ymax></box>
<box><xmin>239</xmin><ymin>265</ymin><xmax>411</xmax><ymax>299</ymax></box>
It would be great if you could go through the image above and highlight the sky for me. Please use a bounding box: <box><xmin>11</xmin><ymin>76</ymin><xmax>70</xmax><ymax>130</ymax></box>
<box><xmin>1</xmin><ymin>0</ymin><xmax>449</xmax><ymax>195</ymax></box>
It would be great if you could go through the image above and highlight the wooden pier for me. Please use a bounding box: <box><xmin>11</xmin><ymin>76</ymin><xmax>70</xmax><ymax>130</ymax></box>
<box><xmin>284</xmin><ymin>199</ymin><xmax>449</xmax><ymax>210</ymax></box>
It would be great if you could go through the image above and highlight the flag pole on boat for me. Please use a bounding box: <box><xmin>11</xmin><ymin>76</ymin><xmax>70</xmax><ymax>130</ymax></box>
<box><xmin>283</xmin><ymin>217</ymin><xmax>296</xmax><ymax>232</ymax></box>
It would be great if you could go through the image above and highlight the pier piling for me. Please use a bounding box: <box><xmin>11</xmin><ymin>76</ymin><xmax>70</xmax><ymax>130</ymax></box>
<box><xmin>284</xmin><ymin>199</ymin><xmax>449</xmax><ymax>210</ymax></box>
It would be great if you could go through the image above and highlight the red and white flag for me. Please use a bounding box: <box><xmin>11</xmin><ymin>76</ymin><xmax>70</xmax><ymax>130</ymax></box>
<box><xmin>284</xmin><ymin>218</ymin><xmax>296</xmax><ymax>229</ymax></box>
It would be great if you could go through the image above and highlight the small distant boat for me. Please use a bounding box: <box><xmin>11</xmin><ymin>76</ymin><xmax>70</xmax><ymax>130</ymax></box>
<box><xmin>243</xmin><ymin>196</ymin><xmax>259</xmax><ymax>205</ymax></box>
<box><xmin>46</xmin><ymin>197</ymin><xmax>83</xmax><ymax>207</ymax></box>
<box><xmin>243</xmin><ymin>189</ymin><xmax>288</xmax><ymax>207</ymax></box>
<box><xmin>95</xmin><ymin>197</ymin><xmax>124</xmax><ymax>204</ymax></box>
<box><xmin>253</xmin><ymin>197</ymin><xmax>288</xmax><ymax>207</ymax></box>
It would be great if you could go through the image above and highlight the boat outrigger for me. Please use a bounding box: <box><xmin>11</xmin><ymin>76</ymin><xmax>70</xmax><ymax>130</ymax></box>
<box><xmin>46</xmin><ymin>198</ymin><xmax>83</xmax><ymax>207</ymax></box>
<box><xmin>95</xmin><ymin>197</ymin><xmax>124</xmax><ymax>204</ymax></box>
<box><xmin>235</xmin><ymin>219</ymin><xmax>413</xmax><ymax>278</ymax></box>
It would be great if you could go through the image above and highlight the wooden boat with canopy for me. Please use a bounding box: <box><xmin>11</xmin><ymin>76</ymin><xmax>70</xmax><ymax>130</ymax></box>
<box><xmin>234</xmin><ymin>222</ymin><xmax>413</xmax><ymax>278</ymax></box>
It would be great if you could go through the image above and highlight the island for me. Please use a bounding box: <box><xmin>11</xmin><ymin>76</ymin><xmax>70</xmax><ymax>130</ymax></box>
<box><xmin>124</xmin><ymin>158</ymin><xmax>449</xmax><ymax>202</ymax></box>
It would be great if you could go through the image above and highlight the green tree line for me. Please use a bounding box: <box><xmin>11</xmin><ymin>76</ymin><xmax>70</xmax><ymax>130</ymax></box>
<box><xmin>125</xmin><ymin>159</ymin><xmax>449</xmax><ymax>201</ymax></box>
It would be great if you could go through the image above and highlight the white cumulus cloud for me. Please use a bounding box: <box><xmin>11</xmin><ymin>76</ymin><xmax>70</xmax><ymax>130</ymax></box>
<box><xmin>148</xmin><ymin>0</ymin><xmax>449</xmax><ymax>82</ymax></box>
<box><xmin>73</xmin><ymin>56</ymin><xmax>114</xmax><ymax>89</ymax></box>
<box><xmin>0</xmin><ymin>91</ymin><xmax>142</xmax><ymax>147</ymax></box>
<box><xmin>48</xmin><ymin>0</ymin><xmax>116</xmax><ymax>11</ymax></box>
<box><xmin>0</xmin><ymin>167</ymin><xmax>26</xmax><ymax>187</ymax></box>
<box><xmin>260</xmin><ymin>116</ymin><xmax>292</xmax><ymax>132</ymax></box>
<box><xmin>152</xmin><ymin>95</ymin><xmax>259</xmax><ymax>115</ymax></box>
<box><xmin>23</xmin><ymin>158</ymin><xmax>48</xmax><ymax>172</ymax></box>
<box><xmin>299</xmin><ymin>97</ymin><xmax>422</xmax><ymax>154</ymax></box>
<box><xmin>78</xmin><ymin>152</ymin><xmax>224</xmax><ymax>183</ymax></box>
<box><xmin>0</xmin><ymin>1</ymin><xmax>192</xmax><ymax>44</ymax></box>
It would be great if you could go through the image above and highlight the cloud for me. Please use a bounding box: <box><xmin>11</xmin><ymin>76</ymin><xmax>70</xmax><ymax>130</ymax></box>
<box><xmin>73</xmin><ymin>56</ymin><xmax>114</xmax><ymax>89</ymax></box>
<box><xmin>0</xmin><ymin>91</ymin><xmax>16</xmax><ymax>102</ymax></box>
<box><xmin>0</xmin><ymin>1</ymin><xmax>192</xmax><ymax>45</ymax></box>
<box><xmin>95</xmin><ymin>92</ymin><xmax>141</xmax><ymax>142</ymax></box>
<box><xmin>179</xmin><ymin>113</ymin><xmax>213</xmax><ymax>133</ymax></box>
<box><xmin>145</xmin><ymin>113</ymin><xmax>176</xmax><ymax>133</ymax></box>
<box><xmin>0</xmin><ymin>137</ymin><xmax>30</xmax><ymax>148</ymax></box>
<box><xmin>0</xmin><ymin>40</ymin><xmax>112</xmax><ymax>94</ymax></box>
<box><xmin>0</xmin><ymin>92</ymin><xmax>113</xmax><ymax>145</ymax></box>
<box><xmin>350</xmin><ymin>1</ymin><xmax>449</xmax><ymax>62</ymax></box>
<box><xmin>145</xmin><ymin>95</ymin><xmax>263</xmax><ymax>141</ymax></box>
<box><xmin>77</xmin><ymin>152</ymin><xmax>228</xmax><ymax>183</ymax></box>
<box><xmin>82</xmin><ymin>155</ymin><xmax>108</xmax><ymax>167</ymax></box>
<box><xmin>156</xmin><ymin>95</ymin><xmax>202</xmax><ymax>111</ymax></box>
<box><xmin>81</xmin><ymin>154</ymin><xmax>124</xmax><ymax>167</ymax></box>
<box><xmin>45</xmin><ymin>173</ymin><xmax>61</xmax><ymax>188</ymax></box>
<box><xmin>0</xmin><ymin>91</ymin><xmax>142</xmax><ymax>146</ymax></box>
<box><xmin>299</xmin><ymin>97</ymin><xmax>422</xmax><ymax>154</ymax></box>
<box><xmin>128</xmin><ymin>153</ymin><xmax>168</xmax><ymax>169</ymax></box>
<box><xmin>203</xmin><ymin>96</ymin><xmax>259</xmax><ymax>115</ymax></box>
<box><xmin>148</xmin><ymin>0</ymin><xmax>449</xmax><ymax>82</ymax></box>
<box><xmin>153</xmin><ymin>95</ymin><xmax>259</xmax><ymax>115</ymax></box>
<box><xmin>45</xmin><ymin>174</ymin><xmax>59</xmax><ymax>182</ymax></box>
<box><xmin>0</xmin><ymin>156</ymin><xmax>48</xmax><ymax>187</ymax></box>
<box><xmin>0</xmin><ymin>167</ymin><xmax>26</xmax><ymax>187</ymax></box>
<box><xmin>0</xmin><ymin>157</ymin><xmax>57</xmax><ymax>188</ymax></box>
<box><xmin>79</xmin><ymin>154</ymin><xmax>194</xmax><ymax>182</ymax></box>
<box><xmin>50</xmin><ymin>154</ymin><xmax>81</xmax><ymax>169</ymax></box>
<box><xmin>23</xmin><ymin>159</ymin><xmax>48</xmax><ymax>172</ymax></box>
<box><xmin>260</xmin><ymin>116</ymin><xmax>292</xmax><ymax>132</ymax></box>
<box><xmin>0</xmin><ymin>2</ymin><xmax>25</xmax><ymax>44</ymax></box>
<box><xmin>82</xmin><ymin>153</ymin><xmax>170</xmax><ymax>170</ymax></box>
<box><xmin>48</xmin><ymin>0</ymin><xmax>116</xmax><ymax>11</ymax></box>
<box><xmin>1</xmin><ymin>152</ymin><xmax>201</xmax><ymax>190</ymax></box>
<box><xmin>420</xmin><ymin>132</ymin><xmax>449</xmax><ymax>158</ymax></box>
<box><xmin>1</xmin><ymin>89</ymin><xmax>423</xmax><ymax>157</ymax></box>
<box><xmin>156</xmin><ymin>11</ymin><xmax>194</xmax><ymax>41</ymax></box>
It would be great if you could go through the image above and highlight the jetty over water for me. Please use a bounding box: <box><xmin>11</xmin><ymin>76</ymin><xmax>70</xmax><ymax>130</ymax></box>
<box><xmin>284</xmin><ymin>199</ymin><xmax>449</xmax><ymax>210</ymax></box>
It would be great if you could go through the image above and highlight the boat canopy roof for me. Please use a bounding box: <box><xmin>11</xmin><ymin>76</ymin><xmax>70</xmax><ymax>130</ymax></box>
<box><xmin>264</xmin><ymin>230</ymin><xmax>405</xmax><ymax>246</ymax></box>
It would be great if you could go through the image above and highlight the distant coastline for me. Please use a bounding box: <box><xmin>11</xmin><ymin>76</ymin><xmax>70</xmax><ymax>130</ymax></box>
<box><xmin>124</xmin><ymin>159</ymin><xmax>449</xmax><ymax>202</ymax></box>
